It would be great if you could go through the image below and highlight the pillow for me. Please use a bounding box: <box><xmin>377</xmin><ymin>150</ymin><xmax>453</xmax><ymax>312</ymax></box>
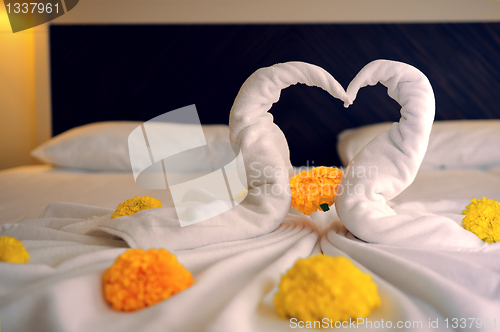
<box><xmin>31</xmin><ymin>121</ymin><xmax>230</xmax><ymax>172</ymax></box>
<box><xmin>337</xmin><ymin>120</ymin><xmax>500</xmax><ymax>171</ymax></box>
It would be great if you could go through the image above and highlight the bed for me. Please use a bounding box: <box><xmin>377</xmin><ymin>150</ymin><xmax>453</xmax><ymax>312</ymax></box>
<box><xmin>1</xmin><ymin>23</ymin><xmax>500</xmax><ymax>332</ymax></box>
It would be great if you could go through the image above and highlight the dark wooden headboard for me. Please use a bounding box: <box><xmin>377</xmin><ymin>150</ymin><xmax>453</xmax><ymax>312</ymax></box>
<box><xmin>50</xmin><ymin>23</ymin><xmax>500</xmax><ymax>166</ymax></box>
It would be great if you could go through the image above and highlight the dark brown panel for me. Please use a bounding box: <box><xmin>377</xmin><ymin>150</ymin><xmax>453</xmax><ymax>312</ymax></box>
<box><xmin>50</xmin><ymin>24</ymin><xmax>500</xmax><ymax>166</ymax></box>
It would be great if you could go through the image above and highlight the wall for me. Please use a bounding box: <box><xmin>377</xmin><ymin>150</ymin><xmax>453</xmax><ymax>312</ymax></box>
<box><xmin>0</xmin><ymin>0</ymin><xmax>499</xmax><ymax>170</ymax></box>
<box><xmin>54</xmin><ymin>0</ymin><xmax>500</xmax><ymax>24</ymax></box>
<box><xmin>0</xmin><ymin>7</ymin><xmax>37</xmax><ymax>169</ymax></box>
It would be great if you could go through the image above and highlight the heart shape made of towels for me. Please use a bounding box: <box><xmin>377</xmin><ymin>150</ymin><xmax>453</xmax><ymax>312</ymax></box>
<box><xmin>231</xmin><ymin>59</ymin><xmax>487</xmax><ymax>250</ymax></box>
<box><xmin>35</xmin><ymin>59</ymin><xmax>486</xmax><ymax>252</ymax></box>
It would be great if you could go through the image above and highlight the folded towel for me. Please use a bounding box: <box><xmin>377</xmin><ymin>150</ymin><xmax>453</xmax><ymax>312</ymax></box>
<box><xmin>335</xmin><ymin>60</ymin><xmax>487</xmax><ymax>250</ymax></box>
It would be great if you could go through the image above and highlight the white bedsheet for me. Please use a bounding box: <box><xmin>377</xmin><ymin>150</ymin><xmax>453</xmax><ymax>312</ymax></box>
<box><xmin>0</xmin><ymin>165</ymin><xmax>176</xmax><ymax>224</ymax></box>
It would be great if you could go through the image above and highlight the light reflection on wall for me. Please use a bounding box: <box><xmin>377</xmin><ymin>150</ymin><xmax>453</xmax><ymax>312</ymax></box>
<box><xmin>0</xmin><ymin>6</ymin><xmax>37</xmax><ymax>169</ymax></box>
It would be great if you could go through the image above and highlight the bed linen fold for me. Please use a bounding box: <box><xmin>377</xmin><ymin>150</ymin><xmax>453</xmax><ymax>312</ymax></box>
<box><xmin>0</xmin><ymin>217</ymin><xmax>320</xmax><ymax>332</ymax></box>
<box><xmin>321</xmin><ymin>219</ymin><xmax>500</xmax><ymax>332</ymax></box>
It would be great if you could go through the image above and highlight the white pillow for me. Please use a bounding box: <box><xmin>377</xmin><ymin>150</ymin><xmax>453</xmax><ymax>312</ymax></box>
<box><xmin>31</xmin><ymin>121</ymin><xmax>230</xmax><ymax>172</ymax></box>
<box><xmin>337</xmin><ymin>120</ymin><xmax>500</xmax><ymax>170</ymax></box>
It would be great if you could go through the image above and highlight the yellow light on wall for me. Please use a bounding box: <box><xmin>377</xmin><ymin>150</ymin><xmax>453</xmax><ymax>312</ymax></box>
<box><xmin>0</xmin><ymin>4</ymin><xmax>38</xmax><ymax>170</ymax></box>
<box><xmin>0</xmin><ymin>5</ymin><xmax>11</xmax><ymax>31</ymax></box>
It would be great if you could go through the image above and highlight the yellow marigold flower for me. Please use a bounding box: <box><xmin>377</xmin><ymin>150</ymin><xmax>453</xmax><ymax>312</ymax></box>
<box><xmin>103</xmin><ymin>248</ymin><xmax>193</xmax><ymax>312</ymax></box>
<box><xmin>289</xmin><ymin>167</ymin><xmax>342</xmax><ymax>215</ymax></box>
<box><xmin>0</xmin><ymin>235</ymin><xmax>30</xmax><ymax>263</ymax></box>
<box><xmin>462</xmin><ymin>197</ymin><xmax>500</xmax><ymax>244</ymax></box>
<box><xmin>111</xmin><ymin>196</ymin><xmax>162</xmax><ymax>219</ymax></box>
<box><xmin>274</xmin><ymin>255</ymin><xmax>380</xmax><ymax>323</ymax></box>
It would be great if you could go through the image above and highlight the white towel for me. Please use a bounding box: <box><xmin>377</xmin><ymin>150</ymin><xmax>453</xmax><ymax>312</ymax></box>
<box><xmin>335</xmin><ymin>60</ymin><xmax>487</xmax><ymax>250</ymax></box>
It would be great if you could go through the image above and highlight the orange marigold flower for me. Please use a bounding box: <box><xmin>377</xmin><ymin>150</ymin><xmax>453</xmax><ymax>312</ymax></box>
<box><xmin>289</xmin><ymin>167</ymin><xmax>343</xmax><ymax>215</ymax></box>
<box><xmin>111</xmin><ymin>196</ymin><xmax>162</xmax><ymax>219</ymax></box>
<box><xmin>102</xmin><ymin>248</ymin><xmax>193</xmax><ymax>312</ymax></box>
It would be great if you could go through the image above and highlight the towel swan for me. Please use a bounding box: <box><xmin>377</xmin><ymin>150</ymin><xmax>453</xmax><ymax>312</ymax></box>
<box><xmin>228</xmin><ymin>61</ymin><xmax>349</xmax><ymax>234</ymax></box>
<box><xmin>335</xmin><ymin>60</ymin><xmax>487</xmax><ymax>249</ymax></box>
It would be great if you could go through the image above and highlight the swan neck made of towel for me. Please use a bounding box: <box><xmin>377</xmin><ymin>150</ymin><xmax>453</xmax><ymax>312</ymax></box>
<box><xmin>336</xmin><ymin>59</ymin><xmax>437</xmax><ymax>243</ymax></box>
<box><xmin>229</xmin><ymin>61</ymin><xmax>349</xmax><ymax>208</ymax></box>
